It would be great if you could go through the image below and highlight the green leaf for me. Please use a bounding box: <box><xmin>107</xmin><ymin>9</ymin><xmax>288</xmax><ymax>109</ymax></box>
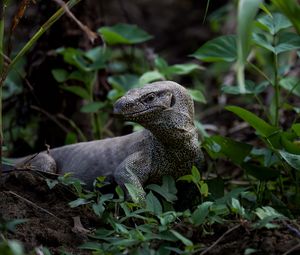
<box><xmin>292</xmin><ymin>123</ymin><xmax>300</xmax><ymax>137</ymax></box>
<box><xmin>98</xmin><ymin>23</ymin><xmax>153</xmax><ymax>45</ymax></box>
<box><xmin>230</xmin><ymin>198</ymin><xmax>245</xmax><ymax>216</ymax></box>
<box><xmin>146</xmin><ymin>176</ymin><xmax>177</xmax><ymax>202</ymax></box>
<box><xmin>275</xmin><ymin>32</ymin><xmax>300</xmax><ymax>54</ymax></box>
<box><xmin>61</xmin><ymin>85</ymin><xmax>90</xmax><ymax>100</ymax></box>
<box><xmin>146</xmin><ymin>191</ymin><xmax>162</xmax><ymax>215</ymax></box>
<box><xmin>108</xmin><ymin>74</ymin><xmax>140</xmax><ymax>91</ymax></box>
<box><xmin>52</xmin><ymin>69</ymin><xmax>69</xmax><ymax>82</ymax></box>
<box><xmin>80</xmin><ymin>102</ymin><xmax>106</xmax><ymax>113</ymax></box>
<box><xmin>279</xmin><ymin>150</ymin><xmax>300</xmax><ymax>170</ymax></box>
<box><xmin>226</xmin><ymin>105</ymin><xmax>279</xmax><ymax>137</ymax></box>
<box><xmin>191</xmin><ymin>35</ymin><xmax>237</xmax><ymax>62</ymax></box>
<box><xmin>139</xmin><ymin>71</ymin><xmax>164</xmax><ymax>85</ymax></box>
<box><xmin>222</xmin><ymin>80</ymin><xmax>268</xmax><ymax>95</ymax></box>
<box><xmin>204</xmin><ymin>135</ymin><xmax>252</xmax><ymax>165</ymax></box>
<box><xmin>192</xmin><ymin>201</ymin><xmax>213</xmax><ymax>225</ymax></box>
<box><xmin>271</xmin><ymin>0</ymin><xmax>300</xmax><ymax>34</ymax></box>
<box><xmin>169</xmin><ymin>230</ymin><xmax>193</xmax><ymax>246</ymax></box>
<box><xmin>165</xmin><ymin>63</ymin><xmax>204</xmax><ymax>75</ymax></box>
<box><xmin>242</xmin><ymin>163</ymin><xmax>280</xmax><ymax>181</ymax></box>
<box><xmin>191</xmin><ymin>166</ymin><xmax>201</xmax><ymax>183</ymax></box>
<box><xmin>279</xmin><ymin>77</ymin><xmax>300</xmax><ymax>96</ymax></box>
<box><xmin>187</xmin><ymin>89</ymin><xmax>206</xmax><ymax>103</ymax></box>
<box><xmin>69</xmin><ymin>198</ymin><xmax>90</xmax><ymax>208</ymax></box>
<box><xmin>256</xmin><ymin>13</ymin><xmax>292</xmax><ymax>35</ymax></box>
<box><xmin>125</xmin><ymin>183</ymin><xmax>145</xmax><ymax>204</ymax></box>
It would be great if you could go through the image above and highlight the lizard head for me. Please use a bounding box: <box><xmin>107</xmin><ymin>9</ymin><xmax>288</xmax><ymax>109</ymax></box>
<box><xmin>113</xmin><ymin>81</ymin><xmax>194</xmax><ymax>124</ymax></box>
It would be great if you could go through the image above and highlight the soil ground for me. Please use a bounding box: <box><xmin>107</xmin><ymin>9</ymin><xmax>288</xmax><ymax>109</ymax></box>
<box><xmin>1</xmin><ymin>171</ymin><xmax>300</xmax><ymax>255</ymax></box>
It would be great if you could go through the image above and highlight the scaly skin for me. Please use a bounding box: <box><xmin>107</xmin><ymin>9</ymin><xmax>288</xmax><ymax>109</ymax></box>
<box><xmin>10</xmin><ymin>81</ymin><xmax>204</xmax><ymax>201</ymax></box>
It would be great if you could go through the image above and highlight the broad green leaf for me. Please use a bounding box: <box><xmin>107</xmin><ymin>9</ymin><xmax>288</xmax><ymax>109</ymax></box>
<box><xmin>98</xmin><ymin>23</ymin><xmax>153</xmax><ymax>45</ymax></box>
<box><xmin>242</xmin><ymin>163</ymin><xmax>280</xmax><ymax>180</ymax></box>
<box><xmin>61</xmin><ymin>85</ymin><xmax>90</xmax><ymax>100</ymax></box>
<box><xmin>252</xmin><ymin>33</ymin><xmax>274</xmax><ymax>52</ymax></box>
<box><xmin>279</xmin><ymin>77</ymin><xmax>300</xmax><ymax>97</ymax></box>
<box><xmin>222</xmin><ymin>80</ymin><xmax>269</xmax><ymax>95</ymax></box>
<box><xmin>108</xmin><ymin>74</ymin><xmax>140</xmax><ymax>91</ymax></box>
<box><xmin>80</xmin><ymin>102</ymin><xmax>106</xmax><ymax>113</ymax></box>
<box><xmin>192</xmin><ymin>201</ymin><xmax>213</xmax><ymax>225</ymax></box>
<box><xmin>256</xmin><ymin>13</ymin><xmax>292</xmax><ymax>35</ymax></box>
<box><xmin>146</xmin><ymin>191</ymin><xmax>162</xmax><ymax>215</ymax></box>
<box><xmin>139</xmin><ymin>71</ymin><xmax>164</xmax><ymax>85</ymax></box>
<box><xmin>281</xmin><ymin>132</ymin><xmax>300</xmax><ymax>155</ymax></box>
<box><xmin>187</xmin><ymin>89</ymin><xmax>207</xmax><ymax>103</ymax></box>
<box><xmin>169</xmin><ymin>230</ymin><xmax>193</xmax><ymax>246</ymax></box>
<box><xmin>52</xmin><ymin>69</ymin><xmax>69</xmax><ymax>82</ymax></box>
<box><xmin>191</xmin><ymin>35</ymin><xmax>237</xmax><ymax>62</ymax></box>
<box><xmin>226</xmin><ymin>105</ymin><xmax>279</xmax><ymax>137</ymax></box>
<box><xmin>205</xmin><ymin>135</ymin><xmax>252</xmax><ymax>165</ymax></box>
<box><xmin>279</xmin><ymin>150</ymin><xmax>300</xmax><ymax>170</ymax></box>
<box><xmin>275</xmin><ymin>32</ymin><xmax>300</xmax><ymax>54</ymax></box>
<box><xmin>271</xmin><ymin>0</ymin><xmax>300</xmax><ymax>34</ymax></box>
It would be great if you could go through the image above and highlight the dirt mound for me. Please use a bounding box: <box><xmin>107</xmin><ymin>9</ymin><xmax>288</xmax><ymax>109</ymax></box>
<box><xmin>0</xmin><ymin>171</ymin><xmax>100</xmax><ymax>254</ymax></box>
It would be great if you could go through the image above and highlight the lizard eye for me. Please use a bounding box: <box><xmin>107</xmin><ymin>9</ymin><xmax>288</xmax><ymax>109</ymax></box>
<box><xmin>143</xmin><ymin>93</ymin><xmax>156</xmax><ymax>104</ymax></box>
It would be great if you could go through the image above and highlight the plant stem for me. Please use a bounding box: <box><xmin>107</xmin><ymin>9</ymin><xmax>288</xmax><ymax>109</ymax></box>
<box><xmin>1</xmin><ymin>0</ymin><xmax>82</xmax><ymax>82</ymax></box>
<box><xmin>0</xmin><ymin>2</ymin><xmax>5</xmax><ymax>172</ymax></box>
<box><xmin>273</xmin><ymin>35</ymin><xmax>280</xmax><ymax>127</ymax></box>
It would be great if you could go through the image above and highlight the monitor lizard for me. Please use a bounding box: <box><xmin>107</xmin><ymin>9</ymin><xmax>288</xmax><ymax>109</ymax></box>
<box><xmin>5</xmin><ymin>81</ymin><xmax>205</xmax><ymax>202</ymax></box>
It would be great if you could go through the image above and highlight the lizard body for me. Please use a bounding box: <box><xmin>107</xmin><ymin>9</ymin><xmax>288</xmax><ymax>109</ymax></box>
<box><xmin>8</xmin><ymin>81</ymin><xmax>204</xmax><ymax>201</ymax></box>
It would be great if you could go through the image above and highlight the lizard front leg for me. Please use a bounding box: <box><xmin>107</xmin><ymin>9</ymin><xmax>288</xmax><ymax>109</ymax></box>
<box><xmin>114</xmin><ymin>151</ymin><xmax>151</xmax><ymax>203</ymax></box>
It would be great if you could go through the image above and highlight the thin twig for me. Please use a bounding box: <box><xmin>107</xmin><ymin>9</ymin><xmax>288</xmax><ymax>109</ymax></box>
<box><xmin>200</xmin><ymin>224</ymin><xmax>241</xmax><ymax>255</ymax></box>
<box><xmin>5</xmin><ymin>190</ymin><xmax>69</xmax><ymax>226</ymax></box>
<box><xmin>53</xmin><ymin>0</ymin><xmax>99</xmax><ymax>43</ymax></box>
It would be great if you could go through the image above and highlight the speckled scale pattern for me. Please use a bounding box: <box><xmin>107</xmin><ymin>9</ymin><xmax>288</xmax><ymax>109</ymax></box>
<box><xmin>14</xmin><ymin>81</ymin><xmax>204</xmax><ymax>202</ymax></box>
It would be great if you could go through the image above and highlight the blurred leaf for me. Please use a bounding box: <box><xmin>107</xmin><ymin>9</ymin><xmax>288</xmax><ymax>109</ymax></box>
<box><xmin>256</xmin><ymin>13</ymin><xmax>292</xmax><ymax>35</ymax></box>
<box><xmin>279</xmin><ymin>150</ymin><xmax>300</xmax><ymax>170</ymax></box>
<box><xmin>226</xmin><ymin>105</ymin><xmax>279</xmax><ymax>137</ymax></box>
<box><xmin>125</xmin><ymin>183</ymin><xmax>145</xmax><ymax>204</ymax></box>
<box><xmin>80</xmin><ymin>102</ymin><xmax>106</xmax><ymax>113</ymax></box>
<box><xmin>222</xmin><ymin>80</ymin><xmax>269</xmax><ymax>95</ymax></box>
<box><xmin>292</xmin><ymin>123</ymin><xmax>300</xmax><ymax>137</ymax></box>
<box><xmin>237</xmin><ymin>0</ymin><xmax>262</xmax><ymax>61</ymax></box>
<box><xmin>242</xmin><ymin>163</ymin><xmax>280</xmax><ymax>180</ymax></box>
<box><xmin>254</xmin><ymin>206</ymin><xmax>285</xmax><ymax>229</ymax></box>
<box><xmin>166</xmin><ymin>63</ymin><xmax>204</xmax><ymax>75</ymax></box>
<box><xmin>271</xmin><ymin>0</ymin><xmax>300</xmax><ymax>34</ymax></box>
<box><xmin>191</xmin><ymin>35</ymin><xmax>237</xmax><ymax>62</ymax></box>
<box><xmin>192</xmin><ymin>201</ymin><xmax>213</xmax><ymax>225</ymax></box>
<box><xmin>108</xmin><ymin>74</ymin><xmax>140</xmax><ymax>91</ymax></box>
<box><xmin>204</xmin><ymin>135</ymin><xmax>252</xmax><ymax>165</ymax></box>
<box><xmin>146</xmin><ymin>191</ymin><xmax>162</xmax><ymax>215</ymax></box>
<box><xmin>191</xmin><ymin>166</ymin><xmax>201</xmax><ymax>183</ymax></box>
<box><xmin>169</xmin><ymin>230</ymin><xmax>193</xmax><ymax>246</ymax></box>
<box><xmin>279</xmin><ymin>77</ymin><xmax>300</xmax><ymax>96</ymax></box>
<box><xmin>187</xmin><ymin>89</ymin><xmax>207</xmax><ymax>103</ymax></box>
<box><xmin>230</xmin><ymin>198</ymin><xmax>245</xmax><ymax>216</ymax></box>
<box><xmin>146</xmin><ymin>176</ymin><xmax>177</xmax><ymax>203</ymax></box>
<box><xmin>253</xmin><ymin>32</ymin><xmax>300</xmax><ymax>54</ymax></box>
<box><xmin>65</xmin><ymin>132</ymin><xmax>77</xmax><ymax>145</ymax></box>
<box><xmin>69</xmin><ymin>198</ymin><xmax>90</xmax><ymax>208</ymax></box>
<box><xmin>98</xmin><ymin>23</ymin><xmax>153</xmax><ymax>45</ymax></box>
<box><xmin>61</xmin><ymin>85</ymin><xmax>90</xmax><ymax>100</ymax></box>
<box><xmin>139</xmin><ymin>71</ymin><xmax>164</xmax><ymax>85</ymax></box>
<box><xmin>52</xmin><ymin>69</ymin><xmax>69</xmax><ymax>82</ymax></box>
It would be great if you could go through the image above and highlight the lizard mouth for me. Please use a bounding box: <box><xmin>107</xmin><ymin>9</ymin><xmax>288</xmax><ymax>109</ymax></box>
<box><xmin>121</xmin><ymin>106</ymin><xmax>164</xmax><ymax>118</ymax></box>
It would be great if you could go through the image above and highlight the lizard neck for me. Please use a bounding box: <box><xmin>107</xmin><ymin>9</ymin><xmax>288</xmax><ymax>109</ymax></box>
<box><xmin>142</xmin><ymin>109</ymin><xmax>198</xmax><ymax>149</ymax></box>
